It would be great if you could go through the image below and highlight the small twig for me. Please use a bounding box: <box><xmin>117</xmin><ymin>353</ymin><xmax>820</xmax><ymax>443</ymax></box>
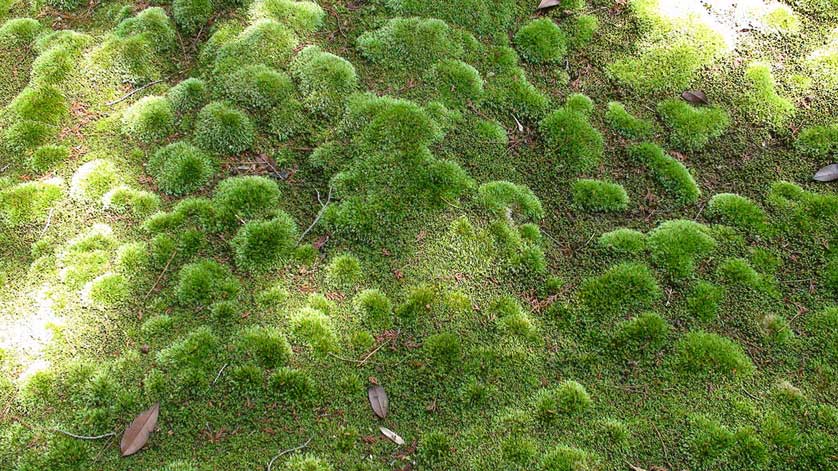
<box><xmin>267</xmin><ymin>436</ymin><xmax>313</xmax><ymax>471</ymax></box>
<box><xmin>358</xmin><ymin>341</ymin><xmax>388</xmax><ymax>366</ymax></box>
<box><xmin>297</xmin><ymin>187</ymin><xmax>332</xmax><ymax>246</ymax></box>
<box><xmin>40</xmin><ymin>208</ymin><xmax>54</xmax><ymax>237</ymax></box>
<box><xmin>106</xmin><ymin>79</ymin><xmax>165</xmax><ymax>106</ymax></box>
<box><xmin>651</xmin><ymin>422</ymin><xmax>672</xmax><ymax>470</ymax></box>
<box><xmin>143</xmin><ymin>249</ymin><xmax>178</xmax><ymax>300</ymax></box>
<box><xmin>0</xmin><ymin>164</ymin><xmax>9</xmax><ymax>173</ymax></box>
<box><xmin>625</xmin><ymin>461</ymin><xmax>648</xmax><ymax>471</ymax></box>
<box><xmin>52</xmin><ymin>429</ymin><xmax>116</xmax><ymax>440</ymax></box>
<box><xmin>212</xmin><ymin>363</ymin><xmax>228</xmax><ymax>385</ymax></box>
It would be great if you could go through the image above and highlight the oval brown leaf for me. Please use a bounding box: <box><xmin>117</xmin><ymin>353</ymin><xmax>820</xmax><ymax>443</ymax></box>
<box><xmin>120</xmin><ymin>402</ymin><xmax>159</xmax><ymax>457</ymax></box>
<box><xmin>368</xmin><ymin>384</ymin><xmax>388</xmax><ymax>419</ymax></box>
<box><xmin>814</xmin><ymin>163</ymin><xmax>838</xmax><ymax>182</ymax></box>
<box><xmin>379</xmin><ymin>426</ymin><xmax>405</xmax><ymax>446</ymax></box>
<box><xmin>537</xmin><ymin>0</ymin><xmax>561</xmax><ymax>9</ymax></box>
<box><xmin>681</xmin><ymin>90</ymin><xmax>709</xmax><ymax>105</ymax></box>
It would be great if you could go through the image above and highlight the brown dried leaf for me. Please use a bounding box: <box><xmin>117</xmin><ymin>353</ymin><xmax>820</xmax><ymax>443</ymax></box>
<box><xmin>537</xmin><ymin>0</ymin><xmax>561</xmax><ymax>9</ymax></box>
<box><xmin>380</xmin><ymin>426</ymin><xmax>405</xmax><ymax>445</ymax></box>
<box><xmin>681</xmin><ymin>90</ymin><xmax>709</xmax><ymax>105</ymax></box>
<box><xmin>368</xmin><ymin>384</ymin><xmax>389</xmax><ymax>419</ymax></box>
<box><xmin>120</xmin><ymin>402</ymin><xmax>159</xmax><ymax>456</ymax></box>
<box><xmin>813</xmin><ymin>163</ymin><xmax>838</xmax><ymax>182</ymax></box>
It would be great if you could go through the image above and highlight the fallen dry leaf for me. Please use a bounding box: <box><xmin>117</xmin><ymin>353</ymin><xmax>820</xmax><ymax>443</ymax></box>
<box><xmin>367</xmin><ymin>384</ymin><xmax>389</xmax><ymax>419</ymax></box>
<box><xmin>120</xmin><ymin>402</ymin><xmax>159</xmax><ymax>457</ymax></box>
<box><xmin>537</xmin><ymin>0</ymin><xmax>561</xmax><ymax>9</ymax></box>
<box><xmin>681</xmin><ymin>90</ymin><xmax>709</xmax><ymax>105</ymax></box>
<box><xmin>813</xmin><ymin>163</ymin><xmax>838</xmax><ymax>182</ymax></box>
<box><xmin>380</xmin><ymin>426</ymin><xmax>405</xmax><ymax>445</ymax></box>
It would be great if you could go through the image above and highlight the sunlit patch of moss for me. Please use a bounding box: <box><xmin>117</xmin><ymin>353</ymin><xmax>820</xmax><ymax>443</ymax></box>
<box><xmin>578</xmin><ymin>262</ymin><xmax>661</xmax><ymax>318</ymax></box>
<box><xmin>514</xmin><ymin>18</ymin><xmax>568</xmax><ymax>65</ymax></box>
<box><xmin>114</xmin><ymin>241</ymin><xmax>149</xmax><ymax>278</ymax></box>
<box><xmin>70</xmin><ymin>159</ymin><xmax>120</xmax><ymax>201</ymax></box>
<box><xmin>796</xmin><ymin>123</ymin><xmax>838</xmax><ymax>157</ymax></box>
<box><xmin>598</xmin><ymin>228</ymin><xmax>646</xmax><ymax>255</ymax></box>
<box><xmin>0</xmin><ymin>179</ymin><xmax>63</xmax><ymax>227</ymax></box>
<box><xmin>218</xmin><ymin>64</ymin><xmax>296</xmax><ymax>111</ymax></box>
<box><xmin>290</xmin><ymin>46</ymin><xmax>358</xmax><ymax>115</ymax></box>
<box><xmin>157</xmin><ymin>326</ymin><xmax>221</xmax><ymax>390</ymax></box>
<box><xmin>534</xmin><ymin>380</ymin><xmax>592</xmax><ymax>422</ymax></box>
<box><xmin>30</xmin><ymin>45</ymin><xmax>82</xmax><ymax>86</ymax></box>
<box><xmin>484</xmin><ymin>61</ymin><xmax>549</xmax><ymax>120</ymax></box>
<box><xmin>82</xmin><ymin>272</ymin><xmax>131</xmax><ymax>309</ymax></box>
<box><xmin>628</xmin><ymin>142</ymin><xmax>700</xmax><ymax>205</ymax></box>
<box><xmin>121</xmin><ymin>96</ymin><xmax>174</xmax><ymax>144</ymax></box>
<box><xmin>290</xmin><ymin>307</ymin><xmax>339</xmax><ymax>354</ymax></box>
<box><xmin>647</xmin><ymin>219</ymin><xmax>716</xmax><ymax>278</ymax></box>
<box><xmin>540</xmin><ymin>445</ymin><xmax>596</xmax><ymax>471</ymax></box>
<box><xmin>427</xmin><ymin>59</ymin><xmax>483</xmax><ymax>109</ymax></box>
<box><xmin>102</xmin><ymin>186</ymin><xmax>160</xmax><ymax>218</ymax></box>
<box><xmin>230</xmin><ymin>214</ymin><xmax>298</xmax><ymax>272</ymax></box>
<box><xmin>248</xmin><ymin>0</ymin><xmax>324</xmax><ymax>34</ymax></box>
<box><xmin>213</xmin><ymin>19</ymin><xmax>299</xmax><ymax>75</ymax></box>
<box><xmin>741</xmin><ymin>62</ymin><xmax>795</xmax><ymax>129</ymax></box>
<box><xmin>605</xmin><ymin>101</ymin><xmax>654</xmax><ymax>139</ymax></box>
<box><xmin>212</xmin><ymin>175</ymin><xmax>281</xmax><ymax>229</ymax></box>
<box><xmin>673</xmin><ymin>330</ymin><xmax>754</xmax><ymax>378</ymax></box>
<box><xmin>8</xmin><ymin>85</ymin><xmax>67</xmax><ymax>125</ymax></box>
<box><xmin>386</xmin><ymin>0</ymin><xmax>515</xmax><ymax>38</ymax></box>
<box><xmin>28</xmin><ymin>144</ymin><xmax>69</xmax><ymax>173</ymax></box>
<box><xmin>3</xmin><ymin>120</ymin><xmax>58</xmax><ymax>153</ymax></box>
<box><xmin>174</xmin><ymin>259</ymin><xmax>240</xmax><ymax>307</ymax></box>
<box><xmin>761</xmin><ymin>4</ymin><xmax>800</xmax><ymax>34</ymax></box>
<box><xmin>325</xmin><ymin>253</ymin><xmax>362</xmax><ymax>291</ymax></box>
<box><xmin>657</xmin><ymin>99</ymin><xmax>729</xmax><ymax>151</ymax></box>
<box><xmin>807</xmin><ymin>28</ymin><xmax>838</xmax><ymax>88</ymax></box>
<box><xmin>90</xmin><ymin>33</ymin><xmax>160</xmax><ymax>84</ymax></box>
<box><xmin>540</xmin><ymin>105</ymin><xmax>604</xmax><ymax>172</ymax></box>
<box><xmin>706</xmin><ymin>193</ymin><xmax>768</xmax><ymax>234</ymax></box>
<box><xmin>572</xmin><ymin>179</ymin><xmax>629</xmax><ymax>213</ymax></box>
<box><xmin>282</xmin><ymin>453</ymin><xmax>333</xmax><ymax>470</ymax></box>
<box><xmin>613</xmin><ymin>312</ymin><xmax>670</xmax><ymax>354</ymax></box>
<box><xmin>148</xmin><ymin>142</ymin><xmax>216</xmax><ymax>196</ymax></box>
<box><xmin>193</xmin><ymin>101</ymin><xmax>255</xmax><ymax>155</ymax></box>
<box><xmin>113</xmin><ymin>7</ymin><xmax>177</xmax><ymax>53</ymax></box>
<box><xmin>166</xmin><ymin>78</ymin><xmax>209</xmax><ymax>114</ymax></box>
<box><xmin>356</xmin><ymin>17</ymin><xmax>465</xmax><ymax>72</ymax></box>
<box><xmin>477</xmin><ymin>181</ymin><xmax>543</xmax><ymax>221</ymax></box>
<box><xmin>352</xmin><ymin>289</ymin><xmax>393</xmax><ymax>331</ymax></box>
<box><xmin>236</xmin><ymin>325</ymin><xmax>292</xmax><ymax>368</ymax></box>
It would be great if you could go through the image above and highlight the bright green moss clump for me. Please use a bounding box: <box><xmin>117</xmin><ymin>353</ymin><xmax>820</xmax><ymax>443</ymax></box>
<box><xmin>113</xmin><ymin>7</ymin><xmax>176</xmax><ymax>53</ymax></box>
<box><xmin>219</xmin><ymin>64</ymin><xmax>295</xmax><ymax>111</ymax></box>
<box><xmin>283</xmin><ymin>453</ymin><xmax>334</xmax><ymax>471</ymax></box>
<box><xmin>83</xmin><ymin>272</ymin><xmax>131</xmax><ymax>308</ymax></box>
<box><xmin>353</xmin><ymin>289</ymin><xmax>393</xmax><ymax>330</ymax></box>
<box><xmin>8</xmin><ymin>85</ymin><xmax>67</xmax><ymax>125</ymax></box>
<box><xmin>249</xmin><ymin>0</ymin><xmax>325</xmax><ymax>34</ymax></box>
<box><xmin>572</xmin><ymin>179</ymin><xmax>629</xmax><ymax>212</ymax></box>
<box><xmin>3</xmin><ymin>120</ymin><xmax>57</xmax><ymax>153</ymax></box>
<box><xmin>194</xmin><ymin>102</ymin><xmax>255</xmax><ymax>154</ymax></box>
<box><xmin>103</xmin><ymin>186</ymin><xmax>160</xmax><ymax>217</ymax></box>
<box><xmin>212</xmin><ymin>176</ymin><xmax>281</xmax><ymax>229</ymax></box>
<box><xmin>795</xmin><ymin>124</ymin><xmax>838</xmax><ymax>157</ymax></box>
<box><xmin>674</xmin><ymin>331</ymin><xmax>754</xmax><ymax>378</ymax></box>
<box><xmin>70</xmin><ymin>159</ymin><xmax>119</xmax><ymax>201</ymax></box>
<box><xmin>230</xmin><ymin>214</ymin><xmax>298</xmax><ymax>272</ymax></box>
<box><xmin>578</xmin><ymin>262</ymin><xmax>661</xmax><ymax>317</ymax></box>
<box><xmin>290</xmin><ymin>46</ymin><xmax>358</xmax><ymax>115</ymax></box>
<box><xmin>29</xmin><ymin>145</ymin><xmax>69</xmax><ymax>173</ymax></box>
<box><xmin>237</xmin><ymin>326</ymin><xmax>292</xmax><ymax>368</ymax></box>
<box><xmin>598</xmin><ymin>228</ymin><xmax>646</xmax><ymax>255</ymax></box>
<box><xmin>605</xmin><ymin>102</ymin><xmax>653</xmax><ymax>139</ymax></box>
<box><xmin>742</xmin><ymin>62</ymin><xmax>795</xmax><ymax>129</ymax></box>
<box><xmin>356</xmin><ymin>17</ymin><xmax>463</xmax><ymax>71</ymax></box>
<box><xmin>213</xmin><ymin>20</ymin><xmax>299</xmax><ymax>75</ymax></box>
<box><xmin>167</xmin><ymin>78</ymin><xmax>208</xmax><ymax>114</ymax></box>
<box><xmin>608</xmin><ymin>42</ymin><xmax>704</xmax><ymax>95</ymax></box>
<box><xmin>386</xmin><ymin>0</ymin><xmax>516</xmax><ymax>37</ymax></box>
<box><xmin>31</xmin><ymin>45</ymin><xmax>81</xmax><ymax>85</ymax></box>
<box><xmin>686</xmin><ymin>280</ymin><xmax>725</xmax><ymax>322</ymax></box>
<box><xmin>122</xmin><ymin>96</ymin><xmax>175</xmax><ymax>143</ymax></box>
<box><xmin>175</xmin><ymin>259</ymin><xmax>240</xmax><ymax>306</ymax></box>
<box><xmin>514</xmin><ymin>18</ymin><xmax>568</xmax><ymax>64</ymax></box>
<box><xmin>484</xmin><ymin>66</ymin><xmax>549</xmax><ymax>120</ymax></box>
<box><xmin>477</xmin><ymin>181</ymin><xmax>543</xmax><ymax>220</ymax></box>
<box><xmin>706</xmin><ymin>193</ymin><xmax>768</xmax><ymax>233</ymax></box>
<box><xmin>717</xmin><ymin>257</ymin><xmax>761</xmax><ymax>288</ymax></box>
<box><xmin>325</xmin><ymin>254</ymin><xmax>362</xmax><ymax>290</ymax></box>
<box><xmin>628</xmin><ymin>142</ymin><xmax>700</xmax><ymax>205</ymax></box>
<box><xmin>614</xmin><ymin>312</ymin><xmax>670</xmax><ymax>354</ymax></box>
<box><xmin>291</xmin><ymin>307</ymin><xmax>339</xmax><ymax>354</ymax></box>
<box><xmin>657</xmin><ymin>99</ymin><xmax>729</xmax><ymax>151</ymax></box>
<box><xmin>647</xmin><ymin>219</ymin><xmax>716</xmax><ymax>278</ymax></box>
<box><xmin>534</xmin><ymin>380</ymin><xmax>591</xmax><ymax>422</ymax></box>
<box><xmin>540</xmin><ymin>105</ymin><xmax>604</xmax><ymax>172</ymax></box>
<box><xmin>423</xmin><ymin>332</ymin><xmax>463</xmax><ymax>369</ymax></box>
<box><xmin>427</xmin><ymin>59</ymin><xmax>483</xmax><ymax>109</ymax></box>
<box><xmin>172</xmin><ymin>0</ymin><xmax>212</xmax><ymax>34</ymax></box>
<box><xmin>0</xmin><ymin>180</ymin><xmax>63</xmax><ymax>227</ymax></box>
<box><xmin>569</xmin><ymin>14</ymin><xmax>599</xmax><ymax>47</ymax></box>
<box><xmin>540</xmin><ymin>445</ymin><xmax>595</xmax><ymax>471</ymax></box>
<box><xmin>148</xmin><ymin>142</ymin><xmax>216</xmax><ymax>196</ymax></box>
<box><xmin>0</xmin><ymin>18</ymin><xmax>43</xmax><ymax>47</ymax></box>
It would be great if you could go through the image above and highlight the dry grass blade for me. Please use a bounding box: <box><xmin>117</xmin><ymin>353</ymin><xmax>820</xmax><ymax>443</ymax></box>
<box><xmin>120</xmin><ymin>402</ymin><xmax>159</xmax><ymax>457</ymax></box>
<box><xmin>379</xmin><ymin>426</ymin><xmax>404</xmax><ymax>445</ymax></box>
<box><xmin>367</xmin><ymin>384</ymin><xmax>389</xmax><ymax>419</ymax></box>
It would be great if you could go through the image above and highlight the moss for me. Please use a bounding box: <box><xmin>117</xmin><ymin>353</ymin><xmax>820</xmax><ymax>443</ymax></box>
<box><xmin>157</xmin><ymin>326</ymin><xmax>220</xmax><ymax>388</ymax></box>
<box><xmin>212</xmin><ymin>175</ymin><xmax>281</xmax><ymax>229</ymax></box>
<box><xmin>806</xmin><ymin>307</ymin><xmax>837</xmax><ymax>362</ymax></box>
<box><xmin>172</xmin><ymin>0</ymin><xmax>212</xmax><ymax>35</ymax></box>
<box><xmin>174</xmin><ymin>259</ymin><xmax>240</xmax><ymax>306</ymax></box>
<box><xmin>569</xmin><ymin>14</ymin><xmax>598</xmax><ymax>48</ymax></box>
<box><xmin>614</xmin><ymin>312</ymin><xmax>670</xmax><ymax>354</ymax></box>
<box><xmin>167</xmin><ymin>78</ymin><xmax>208</xmax><ymax>114</ymax></box>
<box><xmin>325</xmin><ymin>254</ymin><xmax>362</xmax><ymax>290</ymax></box>
<box><xmin>598</xmin><ymin>228</ymin><xmax>646</xmax><ymax>255</ymax></box>
<box><xmin>237</xmin><ymin>326</ymin><xmax>292</xmax><ymax>368</ymax></box>
<box><xmin>213</xmin><ymin>19</ymin><xmax>299</xmax><ymax>75</ymax></box>
<box><xmin>822</xmin><ymin>258</ymin><xmax>838</xmax><ymax>298</ymax></box>
<box><xmin>148</xmin><ymin>142</ymin><xmax>216</xmax><ymax>196</ymax></box>
<box><xmin>565</xmin><ymin>93</ymin><xmax>594</xmax><ymax>116</ymax></box>
<box><xmin>159</xmin><ymin>461</ymin><xmax>199</xmax><ymax>471</ymax></box>
<box><xmin>540</xmin><ymin>445</ymin><xmax>595</xmax><ymax>471</ymax></box>
<box><xmin>795</xmin><ymin>124</ymin><xmax>838</xmax><ymax>157</ymax></box>
<box><xmin>70</xmin><ymin>159</ymin><xmax>119</xmax><ymax>201</ymax></box>
<box><xmin>290</xmin><ymin>46</ymin><xmax>358</xmax><ymax>115</ymax></box>
<box><xmin>113</xmin><ymin>7</ymin><xmax>176</xmax><ymax>53</ymax></box>
<box><xmin>647</xmin><ymin>219</ymin><xmax>716</xmax><ymax>278</ymax></box>
<box><xmin>249</xmin><ymin>0</ymin><xmax>324</xmax><ymax>34</ymax></box>
<box><xmin>386</xmin><ymin>0</ymin><xmax>515</xmax><ymax>38</ymax></box>
<box><xmin>608</xmin><ymin>42</ymin><xmax>705</xmax><ymax>94</ymax></box>
<box><xmin>102</xmin><ymin>186</ymin><xmax>161</xmax><ymax>217</ymax></box>
<box><xmin>83</xmin><ymin>272</ymin><xmax>131</xmax><ymax>308</ymax></box>
<box><xmin>356</xmin><ymin>17</ymin><xmax>464</xmax><ymax>71</ymax></box>
<box><xmin>230</xmin><ymin>214</ymin><xmax>298</xmax><ymax>272</ymax></box>
<box><xmin>0</xmin><ymin>18</ymin><xmax>43</xmax><ymax>47</ymax></box>
<box><xmin>352</xmin><ymin>289</ymin><xmax>393</xmax><ymax>331</ymax></box>
<box><xmin>3</xmin><ymin>120</ymin><xmax>57</xmax><ymax>153</ymax></box>
<box><xmin>514</xmin><ymin>18</ymin><xmax>568</xmax><ymax>64</ymax></box>
<box><xmin>347</xmin><ymin>93</ymin><xmax>443</xmax><ymax>152</ymax></box>
<box><xmin>686</xmin><ymin>280</ymin><xmax>724</xmax><ymax>322</ymax></box>
<box><xmin>806</xmin><ymin>28</ymin><xmax>838</xmax><ymax>88</ymax></box>
<box><xmin>8</xmin><ymin>85</ymin><xmax>67</xmax><ymax>125</ymax></box>
<box><xmin>717</xmin><ymin>257</ymin><xmax>761</xmax><ymax>288</ymax></box>
<box><xmin>657</xmin><ymin>99</ymin><xmax>729</xmax><ymax>151</ymax></box>
<box><xmin>484</xmin><ymin>66</ymin><xmax>549</xmax><ymax>120</ymax></box>
<box><xmin>92</xmin><ymin>34</ymin><xmax>159</xmax><ymax>84</ymax></box>
<box><xmin>628</xmin><ymin>142</ymin><xmax>700</xmax><ymax>205</ymax></box>
<box><xmin>427</xmin><ymin>59</ymin><xmax>483</xmax><ymax>109</ymax></box>
<box><xmin>706</xmin><ymin>193</ymin><xmax>768</xmax><ymax>234</ymax></box>
<box><xmin>0</xmin><ymin>180</ymin><xmax>62</xmax><ymax>227</ymax></box>
<box><xmin>540</xmin><ymin>108</ymin><xmax>603</xmax><ymax>172</ymax></box>
<box><xmin>219</xmin><ymin>64</ymin><xmax>296</xmax><ymax>111</ymax></box>
<box><xmin>121</xmin><ymin>96</ymin><xmax>175</xmax><ymax>143</ymax></box>
<box><xmin>31</xmin><ymin>45</ymin><xmax>79</xmax><ymax>85</ymax></box>
<box><xmin>115</xmin><ymin>241</ymin><xmax>149</xmax><ymax>276</ymax></box>
<box><xmin>291</xmin><ymin>307</ymin><xmax>338</xmax><ymax>354</ymax></box>
<box><xmin>194</xmin><ymin>101</ymin><xmax>255</xmax><ymax>154</ymax></box>
<box><xmin>534</xmin><ymin>380</ymin><xmax>592</xmax><ymax>422</ymax></box>
<box><xmin>492</xmin><ymin>296</ymin><xmax>538</xmax><ymax>340</ymax></box>
<box><xmin>578</xmin><ymin>262</ymin><xmax>661</xmax><ymax>317</ymax></box>
<box><xmin>606</xmin><ymin>101</ymin><xmax>654</xmax><ymax>139</ymax></box>
<box><xmin>423</xmin><ymin>332</ymin><xmax>463</xmax><ymax>369</ymax></box>
<box><xmin>742</xmin><ymin>62</ymin><xmax>795</xmax><ymax>129</ymax></box>
<box><xmin>674</xmin><ymin>331</ymin><xmax>754</xmax><ymax>377</ymax></box>
<box><xmin>477</xmin><ymin>181</ymin><xmax>543</xmax><ymax>221</ymax></box>
<box><xmin>762</xmin><ymin>5</ymin><xmax>800</xmax><ymax>33</ymax></box>
<box><xmin>282</xmin><ymin>453</ymin><xmax>333</xmax><ymax>471</ymax></box>
<box><xmin>572</xmin><ymin>179</ymin><xmax>629</xmax><ymax>212</ymax></box>
<box><xmin>28</xmin><ymin>144</ymin><xmax>69</xmax><ymax>173</ymax></box>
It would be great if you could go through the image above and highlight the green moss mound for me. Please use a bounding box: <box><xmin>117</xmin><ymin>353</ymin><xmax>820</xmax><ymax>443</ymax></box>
<box><xmin>795</xmin><ymin>124</ymin><xmax>838</xmax><ymax>157</ymax></box>
<box><xmin>647</xmin><ymin>219</ymin><xmax>716</xmax><ymax>278</ymax></box>
<box><xmin>290</xmin><ymin>45</ymin><xmax>358</xmax><ymax>115</ymax></box>
<box><xmin>219</xmin><ymin>64</ymin><xmax>296</xmax><ymax>111</ymax></box>
<box><xmin>706</xmin><ymin>193</ymin><xmax>768</xmax><ymax>234</ymax></box>
<box><xmin>572</xmin><ymin>179</ymin><xmax>629</xmax><ymax>212</ymax></box>
<box><xmin>29</xmin><ymin>145</ymin><xmax>69</xmax><ymax>173</ymax></box>
<box><xmin>194</xmin><ymin>102</ymin><xmax>255</xmax><ymax>155</ymax></box>
<box><xmin>605</xmin><ymin>101</ymin><xmax>653</xmax><ymax>139</ymax></box>
<box><xmin>578</xmin><ymin>262</ymin><xmax>661</xmax><ymax>317</ymax></box>
<box><xmin>148</xmin><ymin>142</ymin><xmax>216</xmax><ymax>196</ymax></box>
<box><xmin>230</xmin><ymin>214</ymin><xmax>298</xmax><ymax>272</ymax></box>
<box><xmin>477</xmin><ymin>181</ymin><xmax>543</xmax><ymax>220</ymax></box>
<box><xmin>674</xmin><ymin>331</ymin><xmax>754</xmax><ymax>378</ymax></box>
<box><xmin>427</xmin><ymin>59</ymin><xmax>483</xmax><ymax>109</ymax></box>
<box><xmin>540</xmin><ymin>107</ymin><xmax>604</xmax><ymax>172</ymax></box>
<box><xmin>356</xmin><ymin>17</ymin><xmax>464</xmax><ymax>71</ymax></box>
<box><xmin>172</xmin><ymin>0</ymin><xmax>212</xmax><ymax>35</ymax></box>
<box><xmin>249</xmin><ymin>0</ymin><xmax>325</xmax><ymax>34</ymax></box>
<box><xmin>175</xmin><ymin>259</ymin><xmax>240</xmax><ymax>306</ymax></box>
<box><xmin>598</xmin><ymin>228</ymin><xmax>646</xmax><ymax>255</ymax></box>
<box><xmin>122</xmin><ymin>96</ymin><xmax>175</xmax><ymax>143</ymax></box>
<box><xmin>236</xmin><ymin>325</ymin><xmax>292</xmax><ymax>368</ymax></box>
<box><xmin>514</xmin><ymin>18</ymin><xmax>568</xmax><ymax>65</ymax></box>
<box><xmin>167</xmin><ymin>78</ymin><xmax>209</xmax><ymax>114</ymax></box>
<box><xmin>628</xmin><ymin>142</ymin><xmax>700</xmax><ymax>205</ymax></box>
<box><xmin>212</xmin><ymin>175</ymin><xmax>281</xmax><ymax>229</ymax></box>
<box><xmin>534</xmin><ymin>380</ymin><xmax>592</xmax><ymax>422</ymax></box>
<box><xmin>742</xmin><ymin>62</ymin><xmax>795</xmax><ymax>129</ymax></box>
<box><xmin>0</xmin><ymin>180</ymin><xmax>63</xmax><ymax>227</ymax></box>
<box><xmin>657</xmin><ymin>99</ymin><xmax>729</xmax><ymax>151</ymax></box>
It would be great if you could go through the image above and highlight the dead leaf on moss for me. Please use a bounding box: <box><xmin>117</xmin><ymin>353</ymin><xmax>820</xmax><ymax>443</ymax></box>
<box><xmin>537</xmin><ymin>0</ymin><xmax>562</xmax><ymax>9</ymax></box>
<box><xmin>813</xmin><ymin>163</ymin><xmax>838</xmax><ymax>182</ymax></box>
<box><xmin>681</xmin><ymin>90</ymin><xmax>709</xmax><ymax>105</ymax></box>
<box><xmin>368</xmin><ymin>384</ymin><xmax>389</xmax><ymax>419</ymax></box>
<box><xmin>120</xmin><ymin>403</ymin><xmax>159</xmax><ymax>457</ymax></box>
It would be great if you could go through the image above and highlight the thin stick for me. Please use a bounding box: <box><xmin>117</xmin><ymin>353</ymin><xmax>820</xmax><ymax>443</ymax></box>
<box><xmin>267</xmin><ymin>436</ymin><xmax>313</xmax><ymax>471</ymax></box>
<box><xmin>40</xmin><ymin>208</ymin><xmax>54</xmax><ymax>237</ymax></box>
<box><xmin>297</xmin><ymin>187</ymin><xmax>332</xmax><ymax>246</ymax></box>
<box><xmin>52</xmin><ymin>429</ymin><xmax>116</xmax><ymax>440</ymax></box>
<box><xmin>144</xmin><ymin>249</ymin><xmax>177</xmax><ymax>300</ymax></box>
<box><xmin>358</xmin><ymin>341</ymin><xmax>388</xmax><ymax>366</ymax></box>
<box><xmin>106</xmin><ymin>79</ymin><xmax>165</xmax><ymax>106</ymax></box>
<box><xmin>651</xmin><ymin>422</ymin><xmax>672</xmax><ymax>470</ymax></box>
<box><xmin>212</xmin><ymin>363</ymin><xmax>228</xmax><ymax>385</ymax></box>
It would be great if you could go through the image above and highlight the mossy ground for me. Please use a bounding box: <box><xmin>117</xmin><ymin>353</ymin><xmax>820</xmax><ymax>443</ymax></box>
<box><xmin>1</xmin><ymin>0</ymin><xmax>837</xmax><ymax>470</ymax></box>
